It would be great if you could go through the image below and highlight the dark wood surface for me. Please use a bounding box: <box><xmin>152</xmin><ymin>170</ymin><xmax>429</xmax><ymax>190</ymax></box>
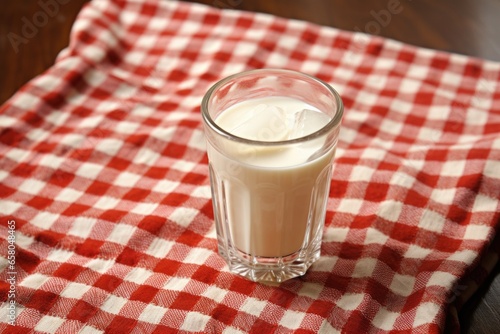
<box><xmin>1</xmin><ymin>0</ymin><xmax>499</xmax><ymax>333</ymax></box>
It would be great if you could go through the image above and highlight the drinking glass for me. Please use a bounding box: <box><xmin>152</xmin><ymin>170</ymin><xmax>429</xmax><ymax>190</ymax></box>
<box><xmin>201</xmin><ymin>69</ymin><xmax>343</xmax><ymax>282</ymax></box>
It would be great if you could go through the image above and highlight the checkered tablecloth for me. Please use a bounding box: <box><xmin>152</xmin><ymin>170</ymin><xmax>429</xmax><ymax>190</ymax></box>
<box><xmin>1</xmin><ymin>0</ymin><xmax>499</xmax><ymax>333</ymax></box>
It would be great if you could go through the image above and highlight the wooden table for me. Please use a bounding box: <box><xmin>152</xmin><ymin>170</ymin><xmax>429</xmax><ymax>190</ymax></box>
<box><xmin>1</xmin><ymin>1</ymin><xmax>499</xmax><ymax>333</ymax></box>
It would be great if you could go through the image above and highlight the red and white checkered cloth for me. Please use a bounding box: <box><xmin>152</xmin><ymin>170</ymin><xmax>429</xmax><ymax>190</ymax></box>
<box><xmin>1</xmin><ymin>1</ymin><xmax>500</xmax><ymax>333</ymax></box>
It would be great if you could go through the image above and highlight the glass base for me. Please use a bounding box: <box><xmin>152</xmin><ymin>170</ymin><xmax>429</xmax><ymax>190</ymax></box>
<box><xmin>219</xmin><ymin>246</ymin><xmax>320</xmax><ymax>283</ymax></box>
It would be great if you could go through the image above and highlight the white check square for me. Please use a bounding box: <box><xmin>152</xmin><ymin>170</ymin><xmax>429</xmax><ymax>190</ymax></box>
<box><xmin>389</xmin><ymin>274</ymin><xmax>415</xmax><ymax>297</ymax></box>
<box><xmin>372</xmin><ymin>307</ymin><xmax>399</xmax><ymax>331</ymax></box>
<box><xmin>60</xmin><ymin>282</ymin><xmax>91</xmax><ymax>299</ymax></box>
<box><xmin>180</xmin><ymin>312</ymin><xmax>210</xmax><ymax>332</ymax></box>
<box><xmin>350</xmin><ymin>165</ymin><xmax>375</xmax><ymax>182</ymax></box>
<box><xmin>19</xmin><ymin>179</ymin><xmax>46</xmax><ymax>195</ymax></box>
<box><xmin>106</xmin><ymin>224</ymin><xmax>136</xmax><ymax>245</ymax></box>
<box><xmin>352</xmin><ymin>258</ymin><xmax>377</xmax><ymax>278</ymax></box>
<box><xmin>94</xmin><ymin>196</ymin><xmax>121</xmax><ymax>210</ymax></box>
<box><xmin>169</xmin><ymin>207</ymin><xmax>199</xmax><ymax>227</ymax></box>
<box><xmin>418</xmin><ymin>209</ymin><xmax>445</xmax><ymax>233</ymax></box>
<box><xmin>31</xmin><ymin>211</ymin><xmax>60</xmax><ymax>229</ymax></box>
<box><xmin>55</xmin><ymin>187</ymin><xmax>83</xmax><ymax>203</ymax></box>
<box><xmin>139</xmin><ymin>303</ymin><xmax>167</xmax><ymax>324</ymax></box>
<box><xmin>125</xmin><ymin>267</ymin><xmax>153</xmax><ymax>285</ymax></box>
<box><xmin>336</xmin><ymin>293</ymin><xmax>364</xmax><ymax>311</ymax></box>
<box><xmin>34</xmin><ymin>315</ymin><xmax>65</xmax><ymax>334</ymax></box>
<box><xmin>145</xmin><ymin>238</ymin><xmax>175</xmax><ymax>258</ymax></box>
<box><xmin>280</xmin><ymin>310</ymin><xmax>305</xmax><ymax>329</ymax></box>
<box><xmin>441</xmin><ymin>160</ymin><xmax>466</xmax><ymax>177</ymax></box>
<box><xmin>463</xmin><ymin>224</ymin><xmax>491</xmax><ymax>240</ymax></box>
<box><xmin>113</xmin><ymin>171</ymin><xmax>141</xmax><ymax>187</ymax></box>
<box><xmin>336</xmin><ymin>199</ymin><xmax>363</xmax><ymax>215</ymax></box>
<box><xmin>240</xmin><ymin>297</ymin><xmax>267</xmax><ymax>317</ymax></box>
<box><xmin>164</xmin><ymin>277</ymin><xmax>190</xmax><ymax>292</ymax></box>
<box><xmin>76</xmin><ymin>162</ymin><xmax>104</xmax><ymax>180</ymax></box>
<box><xmin>67</xmin><ymin>216</ymin><xmax>97</xmax><ymax>239</ymax></box>
<box><xmin>377</xmin><ymin>200</ymin><xmax>403</xmax><ymax>222</ymax></box>
<box><xmin>100</xmin><ymin>294</ymin><xmax>128</xmax><ymax>315</ymax></box>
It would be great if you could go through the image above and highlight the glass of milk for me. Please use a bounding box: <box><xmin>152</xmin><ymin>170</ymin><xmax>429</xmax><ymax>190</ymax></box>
<box><xmin>201</xmin><ymin>69</ymin><xmax>343</xmax><ymax>282</ymax></box>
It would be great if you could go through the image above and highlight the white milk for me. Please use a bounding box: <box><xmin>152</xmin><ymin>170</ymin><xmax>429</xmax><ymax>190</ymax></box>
<box><xmin>207</xmin><ymin>96</ymin><xmax>335</xmax><ymax>258</ymax></box>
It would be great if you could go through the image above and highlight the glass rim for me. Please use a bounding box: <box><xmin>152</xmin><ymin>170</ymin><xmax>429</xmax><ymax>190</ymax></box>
<box><xmin>201</xmin><ymin>68</ymin><xmax>344</xmax><ymax>146</ymax></box>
